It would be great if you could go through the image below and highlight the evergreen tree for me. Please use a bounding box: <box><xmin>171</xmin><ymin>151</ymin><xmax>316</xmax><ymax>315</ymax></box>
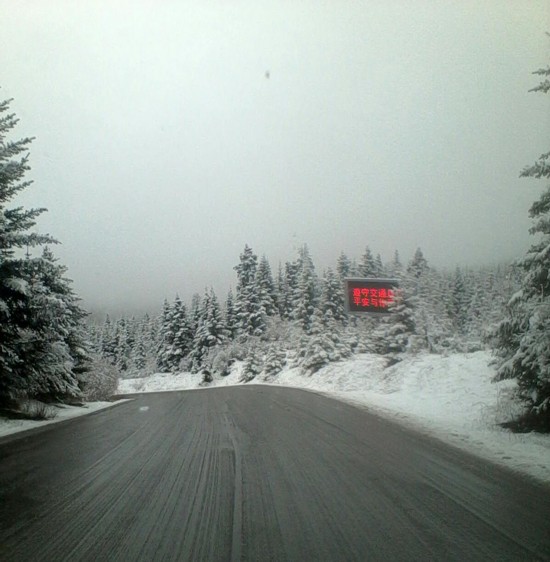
<box><xmin>16</xmin><ymin>247</ymin><xmax>91</xmax><ymax>400</ymax></box>
<box><xmin>275</xmin><ymin>263</ymin><xmax>287</xmax><ymax>318</ymax></box>
<box><xmin>240</xmin><ymin>345</ymin><xmax>263</xmax><ymax>382</ymax></box>
<box><xmin>279</xmin><ymin>260</ymin><xmax>299</xmax><ymax>319</ymax></box>
<box><xmin>189</xmin><ymin>293</ymin><xmax>202</xmax><ymax>333</ymax></box>
<box><xmin>234</xmin><ymin>245</ymin><xmax>266</xmax><ymax>336</ymax></box>
<box><xmin>262</xmin><ymin>344</ymin><xmax>286</xmax><ymax>380</ymax></box>
<box><xmin>156</xmin><ymin>299</ymin><xmax>175</xmax><ymax>372</ymax></box>
<box><xmin>300</xmin><ymin>311</ymin><xmax>351</xmax><ymax>374</ymax></box>
<box><xmin>388</xmin><ymin>250</ymin><xmax>403</xmax><ymax>278</ymax></box>
<box><xmin>256</xmin><ymin>255</ymin><xmax>277</xmax><ymax>317</ymax></box>
<box><xmin>0</xmin><ymin>98</ymin><xmax>89</xmax><ymax>403</ymax></box>
<box><xmin>291</xmin><ymin>245</ymin><xmax>318</xmax><ymax>332</ymax></box>
<box><xmin>375</xmin><ymin>254</ymin><xmax>384</xmax><ymax>277</ymax></box>
<box><xmin>100</xmin><ymin>315</ymin><xmax>117</xmax><ymax>363</ymax></box>
<box><xmin>319</xmin><ymin>267</ymin><xmax>346</xmax><ymax>325</ymax></box>
<box><xmin>372</xmin><ymin>288</ymin><xmax>417</xmax><ymax>360</ymax></box>
<box><xmin>336</xmin><ymin>251</ymin><xmax>352</xmax><ymax>280</ymax></box>
<box><xmin>189</xmin><ymin>288</ymin><xmax>227</xmax><ymax>372</ymax></box>
<box><xmin>225</xmin><ymin>288</ymin><xmax>238</xmax><ymax>339</ymax></box>
<box><xmin>407</xmin><ymin>247</ymin><xmax>429</xmax><ymax>278</ymax></box>
<box><xmin>405</xmin><ymin>264</ymin><xmax>454</xmax><ymax>353</ymax></box>
<box><xmin>38</xmin><ymin>247</ymin><xmax>91</xmax><ymax>379</ymax></box>
<box><xmin>491</xmin><ymin>60</ymin><xmax>550</xmax><ymax>428</ymax></box>
<box><xmin>114</xmin><ymin>319</ymin><xmax>131</xmax><ymax>372</ymax></box>
<box><xmin>155</xmin><ymin>296</ymin><xmax>194</xmax><ymax>372</ymax></box>
<box><xmin>171</xmin><ymin>295</ymin><xmax>193</xmax><ymax>365</ymax></box>
<box><xmin>451</xmin><ymin>266</ymin><xmax>469</xmax><ymax>334</ymax></box>
<box><xmin>138</xmin><ymin>313</ymin><xmax>158</xmax><ymax>369</ymax></box>
<box><xmin>359</xmin><ymin>246</ymin><xmax>377</xmax><ymax>277</ymax></box>
<box><xmin>132</xmin><ymin>339</ymin><xmax>147</xmax><ymax>371</ymax></box>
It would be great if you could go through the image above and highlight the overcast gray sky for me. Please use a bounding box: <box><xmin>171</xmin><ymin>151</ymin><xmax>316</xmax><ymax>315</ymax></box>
<box><xmin>1</xmin><ymin>1</ymin><xmax>549</xmax><ymax>314</ymax></box>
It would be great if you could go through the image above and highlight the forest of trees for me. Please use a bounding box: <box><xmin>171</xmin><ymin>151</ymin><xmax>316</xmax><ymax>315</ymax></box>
<box><xmin>87</xmin><ymin>243</ymin><xmax>519</xmax><ymax>383</ymax></box>
<box><xmin>1</xmin><ymin>55</ymin><xmax>549</xmax><ymax>431</ymax></box>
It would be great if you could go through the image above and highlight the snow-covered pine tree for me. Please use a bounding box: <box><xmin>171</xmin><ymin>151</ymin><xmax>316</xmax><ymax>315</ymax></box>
<box><xmin>472</xmin><ymin>264</ymin><xmax>518</xmax><ymax>344</ymax></box>
<box><xmin>372</xmin><ymin>286</ymin><xmax>416</xmax><ymax>362</ymax></box>
<box><xmin>262</xmin><ymin>344</ymin><xmax>286</xmax><ymax>380</ymax></box>
<box><xmin>156</xmin><ymin>296</ymin><xmax>194</xmax><ymax>372</ymax></box>
<box><xmin>170</xmin><ymin>295</ymin><xmax>193</xmax><ymax>367</ymax></box>
<box><xmin>319</xmin><ymin>267</ymin><xmax>346</xmax><ymax>325</ymax></box>
<box><xmin>349</xmin><ymin>258</ymin><xmax>360</xmax><ymax>277</ymax></box>
<box><xmin>38</xmin><ymin>247</ymin><xmax>91</xmax><ymax>379</ymax></box>
<box><xmin>17</xmin><ymin>247</ymin><xmax>91</xmax><ymax>401</ymax></box>
<box><xmin>375</xmin><ymin>254</ymin><xmax>384</xmax><ymax>276</ymax></box>
<box><xmin>156</xmin><ymin>299</ymin><xmax>175</xmax><ymax>372</ymax></box>
<box><xmin>99</xmin><ymin>315</ymin><xmax>117</xmax><ymax>363</ymax></box>
<box><xmin>450</xmin><ymin>266</ymin><xmax>469</xmax><ymax>335</ymax></box>
<box><xmin>132</xmin><ymin>339</ymin><xmax>147</xmax><ymax>372</ymax></box>
<box><xmin>240</xmin><ymin>345</ymin><xmax>263</xmax><ymax>382</ymax></box>
<box><xmin>0</xmin><ymin>98</ymin><xmax>90</xmax><ymax>404</ymax></box>
<box><xmin>225</xmin><ymin>288</ymin><xmax>238</xmax><ymax>339</ymax></box>
<box><xmin>114</xmin><ymin>318</ymin><xmax>130</xmax><ymax>372</ymax></box>
<box><xmin>336</xmin><ymin>251</ymin><xmax>352</xmax><ymax>280</ymax></box>
<box><xmin>279</xmin><ymin>260</ymin><xmax>299</xmax><ymax>320</ymax></box>
<box><xmin>233</xmin><ymin>245</ymin><xmax>266</xmax><ymax>336</ymax></box>
<box><xmin>299</xmin><ymin>310</ymin><xmax>351</xmax><ymax>374</ymax></box>
<box><xmin>291</xmin><ymin>245</ymin><xmax>318</xmax><ymax>333</ymax></box>
<box><xmin>388</xmin><ymin>250</ymin><xmax>403</xmax><ymax>278</ymax></box>
<box><xmin>418</xmin><ymin>267</ymin><xmax>455</xmax><ymax>352</ymax></box>
<box><xmin>491</xmin><ymin>60</ymin><xmax>550</xmax><ymax>429</ymax></box>
<box><xmin>407</xmin><ymin>247</ymin><xmax>429</xmax><ymax>279</ymax></box>
<box><xmin>188</xmin><ymin>288</ymin><xmax>227</xmax><ymax>372</ymax></box>
<box><xmin>359</xmin><ymin>246</ymin><xmax>378</xmax><ymax>277</ymax></box>
<box><xmin>275</xmin><ymin>263</ymin><xmax>287</xmax><ymax>318</ymax></box>
<box><xmin>138</xmin><ymin>312</ymin><xmax>159</xmax><ymax>372</ymax></box>
<box><xmin>189</xmin><ymin>293</ymin><xmax>202</xmax><ymax>333</ymax></box>
<box><xmin>256</xmin><ymin>255</ymin><xmax>277</xmax><ymax>317</ymax></box>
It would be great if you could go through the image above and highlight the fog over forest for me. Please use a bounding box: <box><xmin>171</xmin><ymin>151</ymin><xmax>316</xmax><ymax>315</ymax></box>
<box><xmin>1</xmin><ymin>1</ymin><xmax>548</xmax><ymax>314</ymax></box>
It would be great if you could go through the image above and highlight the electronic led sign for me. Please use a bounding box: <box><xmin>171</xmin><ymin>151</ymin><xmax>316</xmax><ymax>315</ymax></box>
<box><xmin>344</xmin><ymin>278</ymin><xmax>400</xmax><ymax>315</ymax></box>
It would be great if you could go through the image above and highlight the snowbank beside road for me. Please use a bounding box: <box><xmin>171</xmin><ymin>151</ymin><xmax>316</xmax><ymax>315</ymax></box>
<box><xmin>0</xmin><ymin>401</ymin><xmax>128</xmax><ymax>439</ymax></box>
<box><xmin>119</xmin><ymin>351</ymin><xmax>550</xmax><ymax>483</ymax></box>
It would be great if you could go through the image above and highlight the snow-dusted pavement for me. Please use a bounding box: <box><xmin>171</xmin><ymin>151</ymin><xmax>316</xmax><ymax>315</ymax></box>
<box><xmin>119</xmin><ymin>351</ymin><xmax>550</xmax><ymax>484</ymax></box>
<box><xmin>2</xmin><ymin>386</ymin><xmax>550</xmax><ymax>560</ymax></box>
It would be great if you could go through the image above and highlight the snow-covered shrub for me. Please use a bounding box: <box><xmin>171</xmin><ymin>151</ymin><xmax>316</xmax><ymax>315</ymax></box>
<box><xmin>19</xmin><ymin>400</ymin><xmax>58</xmax><ymax>420</ymax></box>
<box><xmin>210</xmin><ymin>349</ymin><xmax>234</xmax><ymax>377</ymax></box>
<box><xmin>262</xmin><ymin>345</ymin><xmax>287</xmax><ymax>380</ymax></box>
<box><xmin>240</xmin><ymin>347</ymin><xmax>263</xmax><ymax>382</ymax></box>
<box><xmin>203</xmin><ymin>340</ymin><xmax>250</xmax><ymax>377</ymax></box>
<box><xmin>298</xmin><ymin>314</ymin><xmax>352</xmax><ymax>375</ymax></box>
<box><xmin>300</xmin><ymin>332</ymin><xmax>352</xmax><ymax>374</ymax></box>
<box><xmin>80</xmin><ymin>355</ymin><xmax>120</xmax><ymax>401</ymax></box>
<box><xmin>200</xmin><ymin>368</ymin><xmax>213</xmax><ymax>385</ymax></box>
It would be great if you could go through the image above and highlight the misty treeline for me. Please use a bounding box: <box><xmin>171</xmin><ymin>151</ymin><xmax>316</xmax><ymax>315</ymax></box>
<box><xmin>87</xmin><ymin>244</ymin><xmax>518</xmax><ymax>384</ymax></box>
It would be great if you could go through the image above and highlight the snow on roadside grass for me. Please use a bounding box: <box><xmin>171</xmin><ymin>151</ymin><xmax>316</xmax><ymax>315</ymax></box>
<box><xmin>119</xmin><ymin>351</ymin><xmax>550</xmax><ymax>483</ymax></box>
<box><xmin>0</xmin><ymin>400</ymin><xmax>129</xmax><ymax>439</ymax></box>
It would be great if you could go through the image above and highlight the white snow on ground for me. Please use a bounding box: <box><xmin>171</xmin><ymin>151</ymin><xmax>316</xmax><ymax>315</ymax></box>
<box><xmin>119</xmin><ymin>351</ymin><xmax>550</xmax><ymax>483</ymax></box>
<box><xmin>0</xmin><ymin>400</ymin><xmax>128</xmax><ymax>439</ymax></box>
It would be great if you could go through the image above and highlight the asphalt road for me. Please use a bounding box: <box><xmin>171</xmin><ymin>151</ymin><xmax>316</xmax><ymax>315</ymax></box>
<box><xmin>1</xmin><ymin>386</ymin><xmax>550</xmax><ymax>562</ymax></box>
